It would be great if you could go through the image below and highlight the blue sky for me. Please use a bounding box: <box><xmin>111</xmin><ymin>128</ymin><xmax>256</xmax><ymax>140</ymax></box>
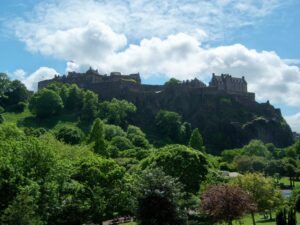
<box><xmin>1</xmin><ymin>0</ymin><xmax>300</xmax><ymax>131</ymax></box>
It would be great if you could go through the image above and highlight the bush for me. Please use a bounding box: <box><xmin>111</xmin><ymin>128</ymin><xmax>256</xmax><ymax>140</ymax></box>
<box><xmin>0</xmin><ymin>106</ymin><xmax>4</xmax><ymax>113</ymax></box>
<box><xmin>111</xmin><ymin>136</ymin><xmax>133</xmax><ymax>151</ymax></box>
<box><xmin>13</xmin><ymin>101</ymin><xmax>27</xmax><ymax>113</ymax></box>
<box><xmin>131</xmin><ymin>135</ymin><xmax>150</xmax><ymax>148</ymax></box>
<box><xmin>104</xmin><ymin>124</ymin><xmax>126</xmax><ymax>141</ymax></box>
<box><xmin>0</xmin><ymin>114</ymin><xmax>4</xmax><ymax>124</ymax></box>
<box><xmin>56</xmin><ymin>126</ymin><xmax>84</xmax><ymax>145</ymax></box>
<box><xmin>24</xmin><ymin>128</ymin><xmax>47</xmax><ymax>137</ymax></box>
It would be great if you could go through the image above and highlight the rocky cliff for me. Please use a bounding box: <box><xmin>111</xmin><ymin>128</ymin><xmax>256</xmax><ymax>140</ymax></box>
<box><xmin>97</xmin><ymin>84</ymin><xmax>293</xmax><ymax>154</ymax></box>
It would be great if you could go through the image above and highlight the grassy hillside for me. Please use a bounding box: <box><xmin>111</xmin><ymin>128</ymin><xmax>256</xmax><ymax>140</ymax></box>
<box><xmin>2</xmin><ymin>106</ymin><xmax>93</xmax><ymax>133</ymax></box>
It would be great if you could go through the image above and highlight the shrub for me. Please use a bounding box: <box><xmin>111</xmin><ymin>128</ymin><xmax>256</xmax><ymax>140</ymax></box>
<box><xmin>111</xmin><ymin>136</ymin><xmax>134</xmax><ymax>151</ymax></box>
<box><xmin>56</xmin><ymin>126</ymin><xmax>84</xmax><ymax>145</ymax></box>
<box><xmin>104</xmin><ymin>124</ymin><xmax>126</xmax><ymax>141</ymax></box>
<box><xmin>24</xmin><ymin>128</ymin><xmax>47</xmax><ymax>137</ymax></box>
<box><xmin>13</xmin><ymin>101</ymin><xmax>27</xmax><ymax>113</ymax></box>
<box><xmin>0</xmin><ymin>114</ymin><xmax>4</xmax><ymax>124</ymax></box>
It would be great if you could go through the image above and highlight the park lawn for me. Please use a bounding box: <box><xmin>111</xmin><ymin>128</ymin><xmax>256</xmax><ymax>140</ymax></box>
<box><xmin>280</xmin><ymin>177</ymin><xmax>300</xmax><ymax>188</ymax></box>
<box><xmin>120</xmin><ymin>213</ymin><xmax>300</xmax><ymax>225</ymax></box>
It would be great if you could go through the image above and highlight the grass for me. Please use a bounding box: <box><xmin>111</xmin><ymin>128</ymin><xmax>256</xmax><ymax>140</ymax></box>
<box><xmin>2</xmin><ymin>107</ymin><xmax>93</xmax><ymax>132</ymax></box>
<box><xmin>280</xmin><ymin>177</ymin><xmax>300</xmax><ymax>189</ymax></box>
<box><xmin>121</xmin><ymin>213</ymin><xmax>300</xmax><ymax>225</ymax></box>
<box><xmin>2</xmin><ymin>108</ymin><xmax>32</xmax><ymax>124</ymax></box>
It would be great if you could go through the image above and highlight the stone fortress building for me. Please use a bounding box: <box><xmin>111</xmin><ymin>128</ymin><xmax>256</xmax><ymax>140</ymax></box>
<box><xmin>38</xmin><ymin>68</ymin><xmax>255</xmax><ymax>101</ymax></box>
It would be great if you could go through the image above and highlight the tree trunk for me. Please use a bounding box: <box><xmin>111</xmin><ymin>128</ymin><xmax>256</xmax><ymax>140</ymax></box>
<box><xmin>228</xmin><ymin>219</ymin><xmax>233</xmax><ymax>225</ymax></box>
<box><xmin>269</xmin><ymin>211</ymin><xmax>272</xmax><ymax>220</ymax></box>
<box><xmin>251</xmin><ymin>212</ymin><xmax>256</xmax><ymax>225</ymax></box>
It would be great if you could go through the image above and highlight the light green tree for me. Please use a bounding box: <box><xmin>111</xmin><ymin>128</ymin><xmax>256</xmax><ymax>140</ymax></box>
<box><xmin>189</xmin><ymin>128</ymin><xmax>204</xmax><ymax>152</ymax></box>
<box><xmin>232</xmin><ymin>173</ymin><xmax>282</xmax><ymax>225</ymax></box>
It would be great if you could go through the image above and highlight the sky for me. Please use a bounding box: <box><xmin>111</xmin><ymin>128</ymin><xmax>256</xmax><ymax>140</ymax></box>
<box><xmin>1</xmin><ymin>0</ymin><xmax>300</xmax><ymax>131</ymax></box>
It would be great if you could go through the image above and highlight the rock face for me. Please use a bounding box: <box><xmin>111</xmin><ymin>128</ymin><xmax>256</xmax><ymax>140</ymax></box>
<box><xmin>38</xmin><ymin>70</ymin><xmax>293</xmax><ymax>153</ymax></box>
<box><xmin>128</xmin><ymin>86</ymin><xmax>293</xmax><ymax>153</ymax></box>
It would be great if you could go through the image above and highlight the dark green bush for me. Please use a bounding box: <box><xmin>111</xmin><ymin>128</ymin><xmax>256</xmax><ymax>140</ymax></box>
<box><xmin>0</xmin><ymin>114</ymin><xmax>4</xmax><ymax>124</ymax></box>
<box><xmin>13</xmin><ymin>101</ymin><xmax>27</xmax><ymax>113</ymax></box>
<box><xmin>56</xmin><ymin>126</ymin><xmax>84</xmax><ymax>145</ymax></box>
<box><xmin>111</xmin><ymin>136</ymin><xmax>134</xmax><ymax>151</ymax></box>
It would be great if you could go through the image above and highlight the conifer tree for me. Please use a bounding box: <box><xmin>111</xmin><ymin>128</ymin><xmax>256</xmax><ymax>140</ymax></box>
<box><xmin>189</xmin><ymin>128</ymin><xmax>204</xmax><ymax>152</ymax></box>
<box><xmin>276</xmin><ymin>209</ymin><xmax>287</xmax><ymax>225</ymax></box>
<box><xmin>89</xmin><ymin>118</ymin><xmax>107</xmax><ymax>156</ymax></box>
<box><xmin>288</xmin><ymin>208</ymin><xmax>296</xmax><ymax>225</ymax></box>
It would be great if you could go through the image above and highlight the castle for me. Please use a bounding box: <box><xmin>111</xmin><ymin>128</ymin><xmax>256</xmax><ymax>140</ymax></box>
<box><xmin>38</xmin><ymin>68</ymin><xmax>255</xmax><ymax>101</ymax></box>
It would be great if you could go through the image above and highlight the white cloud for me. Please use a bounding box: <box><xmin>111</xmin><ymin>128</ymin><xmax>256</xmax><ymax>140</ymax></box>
<box><xmin>94</xmin><ymin>34</ymin><xmax>300</xmax><ymax>107</ymax></box>
<box><xmin>13</xmin><ymin>67</ymin><xmax>58</xmax><ymax>91</ymax></box>
<box><xmin>11</xmin><ymin>0</ymin><xmax>283</xmax><ymax>42</ymax></box>
<box><xmin>66</xmin><ymin>61</ymin><xmax>80</xmax><ymax>73</ymax></box>
<box><xmin>283</xmin><ymin>59</ymin><xmax>300</xmax><ymax>66</ymax></box>
<box><xmin>16</xmin><ymin>20</ymin><xmax>127</xmax><ymax>65</ymax></box>
<box><xmin>285</xmin><ymin>113</ymin><xmax>300</xmax><ymax>133</ymax></box>
<box><xmin>8</xmin><ymin>0</ymin><xmax>300</xmax><ymax>107</ymax></box>
<box><xmin>12</xmin><ymin>69</ymin><xmax>26</xmax><ymax>80</ymax></box>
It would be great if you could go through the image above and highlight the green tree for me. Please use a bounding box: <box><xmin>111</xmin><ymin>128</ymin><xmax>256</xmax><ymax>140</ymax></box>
<box><xmin>136</xmin><ymin>168</ymin><xmax>187</xmax><ymax>225</ymax></box>
<box><xmin>0</xmin><ymin>73</ymin><xmax>10</xmax><ymax>99</ymax></box>
<box><xmin>4</xmin><ymin>80</ymin><xmax>29</xmax><ymax>106</ymax></box>
<box><xmin>155</xmin><ymin>110</ymin><xmax>183</xmax><ymax>142</ymax></box>
<box><xmin>99</xmin><ymin>98</ymin><xmax>136</xmax><ymax>127</ymax></box>
<box><xmin>81</xmin><ymin>90</ymin><xmax>99</xmax><ymax>121</ymax></box>
<box><xmin>1</xmin><ymin>187</ymin><xmax>42</xmax><ymax>225</ymax></box>
<box><xmin>164</xmin><ymin>78</ymin><xmax>181</xmax><ymax>86</ymax></box>
<box><xmin>72</xmin><ymin>156</ymin><xmax>134</xmax><ymax>223</ymax></box>
<box><xmin>89</xmin><ymin>118</ymin><xmax>107</xmax><ymax>156</ymax></box>
<box><xmin>65</xmin><ymin>84</ymin><xmax>85</xmax><ymax>110</ymax></box>
<box><xmin>29</xmin><ymin>89</ymin><xmax>64</xmax><ymax>117</ymax></box>
<box><xmin>232</xmin><ymin>173</ymin><xmax>282</xmax><ymax>225</ymax></box>
<box><xmin>189</xmin><ymin>128</ymin><xmax>204</xmax><ymax>152</ymax></box>
<box><xmin>243</xmin><ymin>140</ymin><xmax>271</xmax><ymax>158</ymax></box>
<box><xmin>140</xmin><ymin>144</ymin><xmax>208</xmax><ymax>193</ymax></box>
<box><xmin>0</xmin><ymin>114</ymin><xmax>4</xmax><ymax>124</ymax></box>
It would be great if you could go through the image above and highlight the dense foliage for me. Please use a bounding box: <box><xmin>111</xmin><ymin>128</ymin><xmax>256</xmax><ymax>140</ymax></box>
<box><xmin>0</xmin><ymin>78</ymin><xmax>299</xmax><ymax>225</ymax></box>
<box><xmin>135</xmin><ymin>168</ymin><xmax>187</xmax><ymax>225</ymax></box>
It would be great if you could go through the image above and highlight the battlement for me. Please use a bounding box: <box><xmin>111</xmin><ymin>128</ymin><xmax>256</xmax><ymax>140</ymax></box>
<box><xmin>38</xmin><ymin>70</ymin><xmax>255</xmax><ymax>102</ymax></box>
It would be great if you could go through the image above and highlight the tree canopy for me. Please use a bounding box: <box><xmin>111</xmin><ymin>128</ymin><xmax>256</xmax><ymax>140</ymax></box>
<box><xmin>29</xmin><ymin>89</ymin><xmax>64</xmax><ymax>117</ymax></box>
<box><xmin>140</xmin><ymin>144</ymin><xmax>208</xmax><ymax>193</ymax></box>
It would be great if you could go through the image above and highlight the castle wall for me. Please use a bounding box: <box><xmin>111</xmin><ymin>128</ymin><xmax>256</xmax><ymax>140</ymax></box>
<box><xmin>37</xmin><ymin>72</ymin><xmax>255</xmax><ymax>103</ymax></box>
